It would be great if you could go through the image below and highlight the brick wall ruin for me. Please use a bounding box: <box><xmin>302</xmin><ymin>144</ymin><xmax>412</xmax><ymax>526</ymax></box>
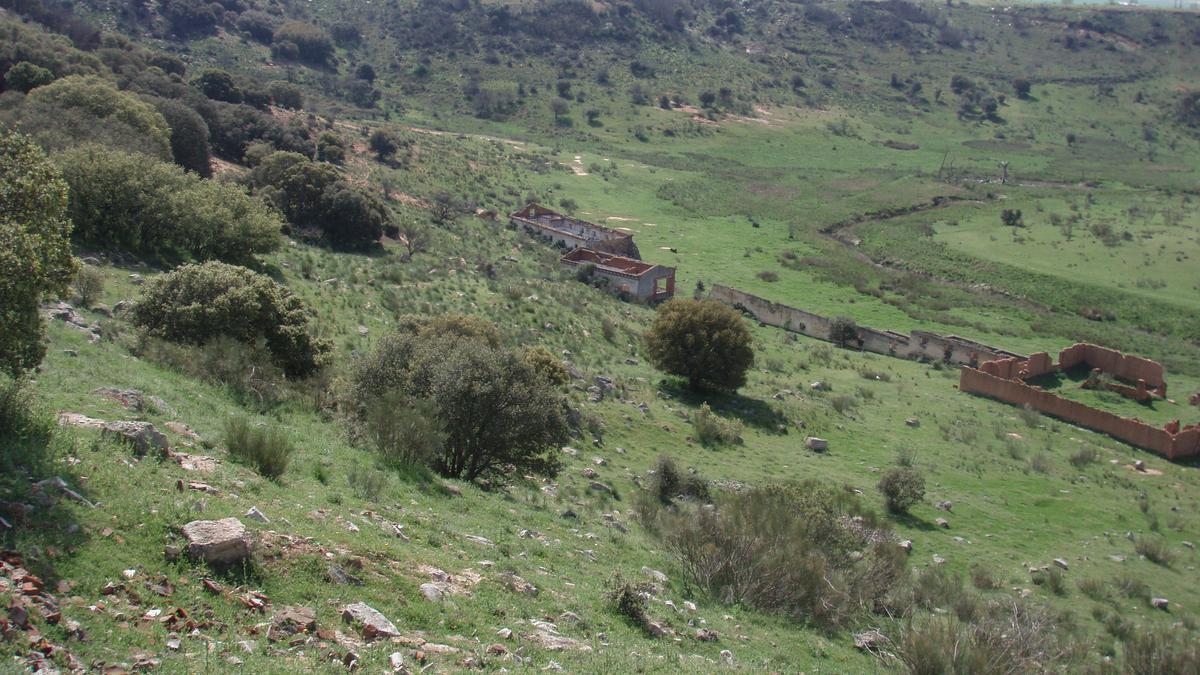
<box><xmin>709</xmin><ymin>284</ymin><xmax>1020</xmax><ymax>366</ymax></box>
<box><xmin>960</xmin><ymin>366</ymin><xmax>1200</xmax><ymax>460</ymax></box>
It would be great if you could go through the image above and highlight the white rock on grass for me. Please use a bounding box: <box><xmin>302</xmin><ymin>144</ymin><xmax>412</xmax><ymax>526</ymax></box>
<box><xmin>341</xmin><ymin>602</ymin><xmax>401</xmax><ymax>639</ymax></box>
<box><xmin>182</xmin><ymin>518</ymin><xmax>251</xmax><ymax>565</ymax></box>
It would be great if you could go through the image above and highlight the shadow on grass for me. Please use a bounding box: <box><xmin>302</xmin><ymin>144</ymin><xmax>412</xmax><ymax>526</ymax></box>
<box><xmin>891</xmin><ymin>511</ymin><xmax>940</xmax><ymax>533</ymax></box>
<box><xmin>1028</xmin><ymin>365</ymin><xmax>1162</xmax><ymax>412</ymax></box>
<box><xmin>657</xmin><ymin>379</ymin><xmax>789</xmax><ymax>433</ymax></box>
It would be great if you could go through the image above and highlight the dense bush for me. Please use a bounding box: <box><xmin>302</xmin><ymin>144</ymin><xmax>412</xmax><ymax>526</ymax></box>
<box><xmin>650</xmin><ymin>482</ymin><xmax>903</xmax><ymax>629</ymax></box>
<box><xmin>896</xmin><ymin>600</ymin><xmax>1071</xmax><ymax>674</ymax></box>
<box><xmin>268</xmin><ymin>81</ymin><xmax>303</xmax><ymax>109</ymax></box>
<box><xmin>691</xmin><ymin>403</ymin><xmax>743</xmax><ymax>446</ymax></box>
<box><xmin>248</xmin><ymin>151</ymin><xmax>388</xmax><ymax>250</ymax></box>
<box><xmin>829</xmin><ymin>316</ymin><xmax>859</xmax><ymax>348</ymax></box>
<box><xmin>72</xmin><ymin>265</ymin><xmax>104</xmax><ymax>308</ymax></box>
<box><xmin>0</xmin><ymin>130</ymin><xmax>77</xmax><ymax>377</ymax></box>
<box><xmin>650</xmin><ymin>455</ymin><xmax>710</xmax><ymax>504</ymax></box>
<box><xmin>273</xmin><ymin>22</ymin><xmax>334</xmax><ymax>66</ymax></box>
<box><xmin>161</xmin><ymin>0</ymin><xmax>220</xmax><ymax>35</ymax></box>
<box><xmin>364</xmin><ymin>391</ymin><xmax>446</xmax><ymax>469</ymax></box>
<box><xmin>148</xmin><ymin>96</ymin><xmax>212</xmax><ymax>176</ymax></box>
<box><xmin>644</xmin><ymin>299</ymin><xmax>755</xmax><ymax>392</ymax></box>
<box><xmin>193</xmin><ymin>68</ymin><xmax>243</xmax><ymax>104</ymax></box>
<box><xmin>0</xmin><ymin>17</ymin><xmax>106</xmax><ymax>87</ymax></box>
<box><xmin>56</xmin><ymin>147</ymin><xmax>281</xmax><ymax>262</ymax></box>
<box><xmin>202</xmin><ymin>101</ymin><xmax>311</xmax><ymax>162</ymax></box>
<box><xmin>14</xmin><ymin>75</ymin><xmax>171</xmax><ymax>159</ymax></box>
<box><xmin>877</xmin><ymin>467</ymin><xmax>926</xmax><ymax>514</ymax></box>
<box><xmin>132</xmin><ymin>262</ymin><xmax>331</xmax><ymax>377</ymax></box>
<box><xmin>236</xmin><ymin>10</ymin><xmax>278</xmax><ymax>43</ymax></box>
<box><xmin>224</xmin><ymin>416</ymin><xmax>295</xmax><ymax>479</ymax></box>
<box><xmin>4</xmin><ymin>61</ymin><xmax>54</xmax><ymax>92</ymax></box>
<box><xmin>345</xmin><ymin>316</ymin><xmax>568</xmax><ymax>481</ymax></box>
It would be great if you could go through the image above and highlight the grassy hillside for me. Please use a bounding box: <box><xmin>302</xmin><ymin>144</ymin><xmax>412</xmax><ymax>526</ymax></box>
<box><xmin>3</xmin><ymin>0</ymin><xmax>1200</xmax><ymax>672</ymax></box>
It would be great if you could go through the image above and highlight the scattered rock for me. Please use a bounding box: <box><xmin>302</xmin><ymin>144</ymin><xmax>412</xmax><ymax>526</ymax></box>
<box><xmin>935</xmin><ymin>518</ymin><xmax>950</xmax><ymax>529</ymax></box>
<box><xmin>1151</xmin><ymin>597</ymin><xmax>1169</xmax><ymax>611</ymax></box>
<box><xmin>486</xmin><ymin>643</ymin><xmax>508</xmax><ymax>656</ymax></box>
<box><xmin>62</xmin><ymin>349</ymin><xmax>78</xmax><ymax>357</ymax></box>
<box><xmin>269</xmin><ymin>606</ymin><xmax>316</xmax><ymax>641</ymax></box>
<box><xmin>182</xmin><ymin>518</ymin><xmax>252</xmax><ymax>566</ymax></box>
<box><xmin>905</xmin><ymin>418</ymin><xmax>920</xmax><ymax>428</ymax></box>
<box><xmin>1134</xmin><ymin>460</ymin><xmax>1146</xmax><ymax>472</ymax></box>
<box><xmin>588</xmin><ymin>481</ymin><xmax>612</xmax><ymax>494</ymax></box>
<box><xmin>326</xmin><ymin>565</ymin><xmax>363</xmax><ymax>586</ymax></box>
<box><xmin>57</xmin><ymin>413</ymin><xmax>106</xmax><ymax>430</ymax></box>
<box><xmin>721</xmin><ymin>650</ymin><xmax>734</xmax><ymax>666</ymax></box>
<box><xmin>463</xmin><ymin>534</ymin><xmax>494</xmax><ymax>546</ymax></box>
<box><xmin>1053</xmin><ymin>558</ymin><xmax>1069</xmax><ymax>570</ymax></box>
<box><xmin>937</xmin><ymin>501</ymin><xmax>953</xmax><ymax>512</ymax></box>
<box><xmin>560</xmin><ymin>509</ymin><xmax>577</xmax><ymax>519</ymax></box>
<box><xmin>102</xmin><ymin>421</ymin><xmax>169</xmax><ymax>456</ymax></box>
<box><xmin>245</xmin><ymin>507</ymin><xmax>269</xmax><ymax>524</ymax></box>
<box><xmin>932</xmin><ymin>554</ymin><xmax>946</xmax><ymax>565</ymax></box>
<box><xmin>642</xmin><ymin>567</ymin><xmax>669</xmax><ymax>584</ymax></box>
<box><xmin>646</xmin><ymin>620</ymin><xmax>673</xmax><ymax>638</ymax></box>
<box><xmin>899</xmin><ymin>540</ymin><xmax>913</xmax><ymax>553</ymax></box>
<box><xmin>1183</xmin><ymin>541</ymin><xmax>1194</xmax><ymax>550</ymax></box>
<box><xmin>694</xmin><ymin>628</ymin><xmax>718</xmax><ymax>642</ymax></box>
<box><xmin>582</xmin><ymin>467</ymin><xmax>599</xmax><ymax>479</ymax></box>
<box><xmin>499</xmin><ymin>572</ymin><xmax>538</xmax><ymax>596</ymax></box>
<box><xmin>443</xmin><ymin>484</ymin><xmax>463</xmax><ymax>497</ymax></box>
<box><xmin>356</xmin><ymin>325</ymin><xmax>368</xmax><ymax>336</ymax></box>
<box><xmin>341</xmin><ymin>602</ymin><xmax>401</xmax><ymax>640</ymax></box>
<box><xmin>805</xmin><ymin>437</ymin><xmax>828</xmax><ymax>452</ymax></box>
<box><xmin>92</xmin><ymin>387</ymin><xmax>146</xmax><ymax>411</ymax></box>
<box><xmin>419</xmin><ymin>583</ymin><xmax>444</xmax><ymax>603</ymax></box>
<box><xmin>810</xmin><ymin>381</ymin><xmax>830</xmax><ymax>392</ymax></box>
<box><xmin>171</xmin><ymin>452</ymin><xmax>217</xmax><ymax>472</ymax></box>
<box><xmin>388</xmin><ymin>652</ymin><xmax>407</xmax><ymax>673</ymax></box>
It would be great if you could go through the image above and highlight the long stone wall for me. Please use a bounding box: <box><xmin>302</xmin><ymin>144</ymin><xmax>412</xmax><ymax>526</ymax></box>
<box><xmin>960</xmin><ymin>367</ymin><xmax>1200</xmax><ymax>460</ymax></box>
<box><xmin>709</xmin><ymin>285</ymin><xmax>1019</xmax><ymax>366</ymax></box>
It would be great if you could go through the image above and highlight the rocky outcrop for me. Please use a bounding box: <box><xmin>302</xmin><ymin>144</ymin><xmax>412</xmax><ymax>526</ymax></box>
<box><xmin>182</xmin><ymin>518</ymin><xmax>252</xmax><ymax>566</ymax></box>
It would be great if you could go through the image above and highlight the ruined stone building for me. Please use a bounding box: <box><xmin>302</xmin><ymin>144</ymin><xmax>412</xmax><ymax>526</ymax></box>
<box><xmin>510</xmin><ymin>203</ymin><xmax>640</xmax><ymax>258</ymax></box>
<box><xmin>960</xmin><ymin>344</ymin><xmax>1199</xmax><ymax>460</ymax></box>
<box><xmin>561</xmin><ymin>248</ymin><xmax>675</xmax><ymax>303</ymax></box>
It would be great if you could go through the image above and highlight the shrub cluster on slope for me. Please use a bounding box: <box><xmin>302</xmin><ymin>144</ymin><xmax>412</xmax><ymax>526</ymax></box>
<box><xmin>345</xmin><ymin>315</ymin><xmax>569</xmax><ymax>481</ymax></box>
<box><xmin>132</xmin><ymin>261</ymin><xmax>330</xmax><ymax>377</ymax></box>
<box><xmin>57</xmin><ymin>146</ymin><xmax>283</xmax><ymax>264</ymax></box>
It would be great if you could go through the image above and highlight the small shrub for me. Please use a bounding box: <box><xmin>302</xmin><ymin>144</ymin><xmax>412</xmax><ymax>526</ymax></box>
<box><xmin>1123</xmin><ymin>628</ymin><xmax>1200</xmax><ymax>674</ymax></box>
<box><xmin>0</xmin><ymin>377</ymin><xmax>56</xmax><ymax>474</ymax></box>
<box><xmin>658</xmin><ymin>482</ymin><xmax>903</xmax><ymax>629</ymax></box>
<box><xmin>223</xmin><ymin>416</ymin><xmax>295</xmax><ymax>480</ymax></box>
<box><xmin>970</xmin><ymin>565</ymin><xmax>999</xmax><ymax>590</ymax></box>
<box><xmin>651</xmin><ymin>455</ymin><xmax>710</xmax><ymax>504</ymax></box>
<box><xmin>896</xmin><ymin>600</ymin><xmax>1070</xmax><ymax>675</ymax></box>
<box><xmin>1030</xmin><ymin>452</ymin><xmax>1054</xmax><ymax>474</ymax></box>
<box><xmin>347</xmin><ymin>463</ymin><xmax>387</xmax><ymax>501</ymax></box>
<box><xmin>606</xmin><ymin>575</ymin><xmax>652</xmax><ymax>630</ymax></box>
<box><xmin>1044</xmin><ymin>566</ymin><xmax>1067</xmax><ymax>596</ymax></box>
<box><xmin>1078</xmin><ymin>577</ymin><xmax>1109</xmax><ymax>600</ymax></box>
<box><xmin>1018</xmin><ymin>404</ymin><xmax>1041</xmax><ymax>428</ymax></box>
<box><xmin>364</xmin><ymin>392</ymin><xmax>445</xmax><ymax>469</ymax></box>
<box><xmin>913</xmin><ymin>567</ymin><xmax>965</xmax><ymax>610</ymax></box>
<box><xmin>877</xmin><ymin>467</ymin><xmax>925</xmax><ymax>514</ymax></box>
<box><xmin>1069</xmin><ymin>447</ymin><xmax>1098</xmax><ymax>468</ymax></box>
<box><xmin>831</xmin><ymin>394</ymin><xmax>858</xmax><ymax>415</ymax></box>
<box><xmin>896</xmin><ymin>447</ymin><xmax>918</xmax><ymax>468</ymax></box>
<box><xmin>1134</xmin><ymin>536</ymin><xmax>1174</xmax><ymax>567</ymax></box>
<box><xmin>73</xmin><ymin>265</ymin><xmax>105</xmax><ymax>308</ymax></box>
<box><xmin>757</xmin><ymin>270</ymin><xmax>779</xmax><ymax>282</ymax></box>
<box><xmin>829</xmin><ymin>316</ymin><xmax>859</xmax><ymax>348</ymax></box>
<box><xmin>1113</xmin><ymin>571</ymin><xmax>1150</xmax><ymax>600</ymax></box>
<box><xmin>692</xmin><ymin>403</ymin><xmax>743</xmax><ymax>446</ymax></box>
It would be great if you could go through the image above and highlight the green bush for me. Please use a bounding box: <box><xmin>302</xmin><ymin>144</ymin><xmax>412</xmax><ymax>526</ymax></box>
<box><xmin>345</xmin><ymin>317</ymin><xmax>567</xmax><ymax>481</ymax></box>
<box><xmin>248</xmin><ymin>151</ymin><xmax>388</xmax><ymax>250</ymax></box>
<box><xmin>132</xmin><ymin>262</ymin><xmax>331</xmax><ymax>378</ymax></box>
<box><xmin>0</xmin><ymin>130</ymin><xmax>77</xmax><ymax>377</ymax></box>
<box><xmin>1124</xmin><ymin>628</ymin><xmax>1200</xmax><ymax>674</ymax></box>
<box><xmin>650</xmin><ymin>455</ymin><xmax>710</xmax><ymax>504</ymax></box>
<box><xmin>72</xmin><ymin>265</ymin><xmax>105</xmax><ymax>308</ymax></box>
<box><xmin>224</xmin><ymin>416</ymin><xmax>295</xmax><ymax>480</ymax></box>
<box><xmin>149</xmin><ymin>97</ymin><xmax>212</xmax><ymax>177</ymax></box>
<box><xmin>273</xmin><ymin>22</ymin><xmax>334</xmax><ymax>65</ymax></box>
<box><xmin>896</xmin><ymin>600</ymin><xmax>1070</xmax><ymax>675</ymax></box>
<box><xmin>877</xmin><ymin>467</ymin><xmax>926</xmax><ymax>514</ymax></box>
<box><xmin>1134</xmin><ymin>535</ymin><xmax>1174</xmax><ymax>567</ymax></box>
<box><xmin>692</xmin><ymin>403</ymin><xmax>743</xmax><ymax>446</ymax></box>
<box><xmin>0</xmin><ymin>377</ymin><xmax>56</xmax><ymax>476</ymax></box>
<box><xmin>829</xmin><ymin>316</ymin><xmax>859</xmax><ymax>348</ymax></box>
<box><xmin>15</xmin><ymin>75</ymin><xmax>171</xmax><ymax>159</ymax></box>
<box><xmin>56</xmin><ymin>147</ymin><xmax>281</xmax><ymax>263</ymax></box>
<box><xmin>655</xmin><ymin>482</ymin><xmax>902</xmax><ymax>629</ymax></box>
<box><xmin>364</xmin><ymin>391</ymin><xmax>445</xmax><ymax>469</ymax></box>
<box><xmin>644</xmin><ymin>299</ymin><xmax>755</xmax><ymax>392</ymax></box>
<box><xmin>4</xmin><ymin>61</ymin><xmax>54</xmax><ymax>92</ymax></box>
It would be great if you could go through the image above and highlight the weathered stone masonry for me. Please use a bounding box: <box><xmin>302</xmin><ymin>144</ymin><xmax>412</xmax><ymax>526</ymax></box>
<box><xmin>961</xmin><ymin>346</ymin><xmax>1199</xmax><ymax>460</ymax></box>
